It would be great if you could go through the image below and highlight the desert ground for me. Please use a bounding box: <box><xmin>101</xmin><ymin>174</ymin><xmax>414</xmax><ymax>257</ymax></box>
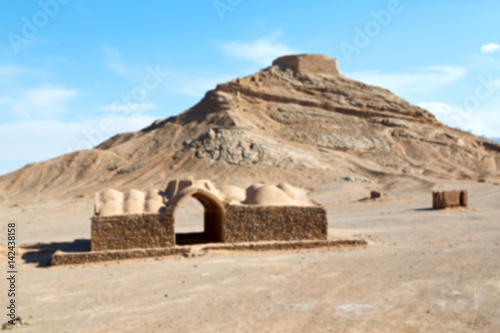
<box><xmin>1</xmin><ymin>176</ymin><xmax>499</xmax><ymax>332</ymax></box>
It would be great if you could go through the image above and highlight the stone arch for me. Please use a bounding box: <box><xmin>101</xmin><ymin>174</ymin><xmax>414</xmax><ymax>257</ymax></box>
<box><xmin>170</xmin><ymin>188</ymin><xmax>226</xmax><ymax>245</ymax></box>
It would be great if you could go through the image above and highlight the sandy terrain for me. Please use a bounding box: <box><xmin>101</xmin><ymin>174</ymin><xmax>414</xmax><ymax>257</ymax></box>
<box><xmin>1</xmin><ymin>176</ymin><xmax>499</xmax><ymax>332</ymax></box>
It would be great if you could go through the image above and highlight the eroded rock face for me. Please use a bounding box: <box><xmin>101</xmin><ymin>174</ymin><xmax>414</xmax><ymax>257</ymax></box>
<box><xmin>186</xmin><ymin>128</ymin><xmax>263</xmax><ymax>165</ymax></box>
<box><xmin>2</xmin><ymin>54</ymin><xmax>500</xmax><ymax>202</ymax></box>
<box><xmin>185</xmin><ymin>127</ymin><xmax>330</xmax><ymax>169</ymax></box>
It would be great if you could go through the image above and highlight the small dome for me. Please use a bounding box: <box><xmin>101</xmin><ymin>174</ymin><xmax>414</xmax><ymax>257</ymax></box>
<box><xmin>219</xmin><ymin>185</ymin><xmax>246</xmax><ymax>202</ymax></box>
<box><xmin>277</xmin><ymin>183</ymin><xmax>312</xmax><ymax>206</ymax></box>
<box><xmin>123</xmin><ymin>189</ymin><xmax>145</xmax><ymax>214</ymax></box>
<box><xmin>95</xmin><ymin>188</ymin><xmax>124</xmax><ymax>217</ymax></box>
<box><xmin>244</xmin><ymin>184</ymin><xmax>296</xmax><ymax>206</ymax></box>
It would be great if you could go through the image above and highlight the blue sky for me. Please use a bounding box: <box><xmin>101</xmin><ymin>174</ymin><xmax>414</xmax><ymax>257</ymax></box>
<box><xmin>1</xmin><ymin>0</ymin><xmax>500</xmax><ymax>175</ymax></box>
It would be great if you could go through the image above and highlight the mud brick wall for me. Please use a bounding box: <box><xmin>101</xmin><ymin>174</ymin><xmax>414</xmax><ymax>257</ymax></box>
<box><xmin>52</xmin><ymin>247</ymin><xmax>188</xmax><ymax>266</ymax></box>
<box><xmin>432</xmin><ymin>190</ymin><xmax>468</xmax><ymax>209</ymax></box>
<box><xmin>91</xmin><ymin>213</ymin><xmax>175</xmax><ymax>251</ymax></box>
<box><xmin>224</xmin><ymin>206</ymin><xmax>327</xmax><ymax>242</ymax></box>
<box><xmin>272</xmin><ymin>55</ymin><xmax>339</xmax><ymax>76</ymax></box>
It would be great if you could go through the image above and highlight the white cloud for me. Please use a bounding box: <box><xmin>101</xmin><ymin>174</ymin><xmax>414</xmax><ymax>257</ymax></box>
<box><xmin>1</xmin><ymin>87</ymin><xmax>77</xmax><ymax>118</ymax></box>
<box><xmin>0</xmin><ymin>65</ymin><xmax>26</xmax><ymax>83</ymax></box>
<box><xmin>418</xmin><ymin>102</ymin><xmax>500</xmax><ymax>138</ymax></box>
<box><xmin>0</xmin><ymin>64</ymin><xmax>47</xmax><ymax>84</ymax></box>
<box><xmin>0</xmin><ymin>114</ymin><xmax>157</xmax><ymax>176</ymax></box>
<box><xmin>347</xmin><ymin>66</ymin><xmax>466</xmax><ymax>95</ymax></box>
<box><xmin>4</xmin><ymin>87</ymin><xmax>77</xmax><ymax>118</ymax></box>
<box><xmin>102</xmin><ymin>46</ymin><xmax>128</xmax><ymax>77</ymax></box>
<box><xmin>481</xmin><ymin>43</ymin><xmax>500</xmax><ymax>54</ymax></box>
<box><xmin>218</xmin><ymin>32</ymin><xmax>299</xmax><ymax>66</ymax></box>
<box><xmin>100</xmin><ymin>102</ymin><xmax>157</xmax><ymax>113</ymax></box>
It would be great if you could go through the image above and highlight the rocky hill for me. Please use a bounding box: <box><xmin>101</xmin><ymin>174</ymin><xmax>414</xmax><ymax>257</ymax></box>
<box><xmin>1</xmin><ymin>54</ymin><xmax>500</xmax><ymax>203</ymax></box>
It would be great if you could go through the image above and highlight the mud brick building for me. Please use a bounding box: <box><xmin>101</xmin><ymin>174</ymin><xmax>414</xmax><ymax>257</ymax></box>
<box><xmin>432</xmin><ymin>190</ymin><xmax>468</xmax><ymax>209</ymax></box>
<box><xmin>91</xmin><ymin>180</ymin><xmax>328</xmax><ymax>251</ymax></box>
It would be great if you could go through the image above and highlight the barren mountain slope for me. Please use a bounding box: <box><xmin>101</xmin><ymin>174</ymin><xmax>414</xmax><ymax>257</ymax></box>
<box><xmin>1</xmin><ymin>54</ymin><xmax>499</xmax><ymax>203</ymax></box>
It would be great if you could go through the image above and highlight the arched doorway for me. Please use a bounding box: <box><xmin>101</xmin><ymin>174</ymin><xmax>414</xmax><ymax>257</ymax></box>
<box><xmin>172</xmin><ymin>190</ymin><xmax>225</xmax><ymax>245</ymax></box>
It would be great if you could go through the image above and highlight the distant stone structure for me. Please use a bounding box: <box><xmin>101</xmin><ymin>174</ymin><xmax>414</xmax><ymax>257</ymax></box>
<box><xmin>432</xmin><ymin>190</ymin><xmax>468</xmax><ymax>209</ymax></box>
<box><xmin>272</xmin><ymin>54</ymin><xmax>339</xmax><ymax>76</ymax></box>
<box><xmin>91</xmin><ymin>180</ymin><xmax>328</xmax><ymax>251</ymax></box>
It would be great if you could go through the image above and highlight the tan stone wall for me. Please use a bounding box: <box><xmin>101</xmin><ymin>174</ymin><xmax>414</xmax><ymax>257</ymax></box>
<box><xmin>272</xmin><ymin>54</ymin><xmax>339</xmax><ymax>76</ymax></box>
<box><xmin>224</xmin><ymin>206</ymin><xmax>327</xmax><ymax>242</ymax></box>
<box><xmin>432</xmin><ymin>190</ymin><xmax>468</xmax><ymax>209</ymax></box>
<box><xmin>51</xmin><ymin>247</ymin><xmax>187</xmax><ymax>265</ymax></box>
<box><xmin>91</xmin><ymin>213</ymin><xmax>174</xmax><ymax>251</ymax></box>
<box><xmin>51</xmin><ymin>239</ymin><xmax>366</xmax><ymax>266</ymax></box>
<box><xmin>90</xmin><ymin>205</ymin><xmax>328</xmax><ymax>251</ymax></box>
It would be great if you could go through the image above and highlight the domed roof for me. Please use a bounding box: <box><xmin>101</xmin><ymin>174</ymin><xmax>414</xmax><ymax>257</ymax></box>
<box><xmin>219</xmin><ymin>185</ymin><xmax>246</xmax><ymax>202</ymax></box>
<box><xmin>244</xmin><ymin>184</ymin><xmax>297</xmax><ymax>206</ymax></box>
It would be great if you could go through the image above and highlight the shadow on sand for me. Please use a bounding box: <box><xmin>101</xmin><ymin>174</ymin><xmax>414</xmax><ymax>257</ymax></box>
<box><xmin>21</xmin><ymin>239</ymin><xmax>90</xmax><ymax>267</ymax></box>
<box><xmin>413</xmin><ymin>207</ymin><xmax>434</xmax><ymax>212</ymax></box>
